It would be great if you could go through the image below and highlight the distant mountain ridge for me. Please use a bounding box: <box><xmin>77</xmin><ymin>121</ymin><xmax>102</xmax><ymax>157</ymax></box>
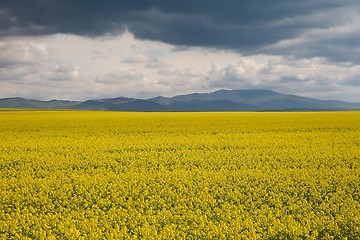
<box><xmin>1</xmin><ymin>89</ymin><xmax>360</xmax><ymax>111</ymax></box>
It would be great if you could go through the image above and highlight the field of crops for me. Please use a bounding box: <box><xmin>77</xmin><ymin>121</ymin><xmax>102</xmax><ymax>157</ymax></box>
<box><xmin>1</xmin><ymin>110</ymin><xmax>360</xmax><ymax>239</ymax></box>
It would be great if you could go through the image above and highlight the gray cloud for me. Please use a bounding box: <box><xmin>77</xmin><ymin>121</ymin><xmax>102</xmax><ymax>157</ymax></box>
<box><xmin>1</xmin><ymin>1</ymin><xmax>359</xmax><ymax>62</ymax></box>
<box><xmin>264</xmin><ymin>6</ymin><xmax>360</xmax><ymax>63</ymax></box>
<box><xmin>98</xmin><ymin>70</ymin><xmax>144</xmax><ymax>84</ymax></box>
<box><xmin>121</xmin><ymin>54</ymin><xmax>167</xmax><ymax>69</ymax></box>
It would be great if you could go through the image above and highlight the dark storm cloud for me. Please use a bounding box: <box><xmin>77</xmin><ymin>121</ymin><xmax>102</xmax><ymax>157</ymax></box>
<box><xmin>1</xmin><ymin>0</ymin><xmax>359</xmax><ymax>62</ymax></box>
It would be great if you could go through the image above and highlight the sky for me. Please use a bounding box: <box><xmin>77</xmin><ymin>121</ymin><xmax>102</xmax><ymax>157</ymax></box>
<box><xmin>1</xmin><ymin>0</ymin><xmax>360</xmax><ymax>101</ymax></box>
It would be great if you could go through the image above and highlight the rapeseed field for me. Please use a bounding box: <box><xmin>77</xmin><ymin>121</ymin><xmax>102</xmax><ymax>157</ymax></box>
<box><xmin>1</xmin><ymin>111</ymin><xmax>359</xmax><ymax>239</ymax></box>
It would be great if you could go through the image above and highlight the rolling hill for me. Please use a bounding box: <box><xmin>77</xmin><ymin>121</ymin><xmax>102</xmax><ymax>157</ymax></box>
<box><xmin>1</xmin><ymin>89</ymin><xmax>360</xmax><ymax>111</ymax></box>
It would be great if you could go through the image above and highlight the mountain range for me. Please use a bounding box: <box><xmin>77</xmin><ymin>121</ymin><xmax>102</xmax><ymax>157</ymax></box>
<box><xmin>1</xmin><ymin>89</ymin><xmax>360</xmax><ymax>111</ymax></box>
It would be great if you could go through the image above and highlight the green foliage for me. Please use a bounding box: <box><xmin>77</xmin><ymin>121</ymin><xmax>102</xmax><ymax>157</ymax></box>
<box><xmin>1</xmin><ymin>111</ymin><xmax>360</xmax><ymax>239</ymax></box>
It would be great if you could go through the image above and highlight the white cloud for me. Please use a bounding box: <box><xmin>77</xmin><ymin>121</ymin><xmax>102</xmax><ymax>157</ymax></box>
<box><xmin>1</xmin><ymin>32</ymin><xmax>360</xmax><ymax>102</ymax></box>
<box><xmin>206</xmin><ymin>56</ymin><xmax>360</xmax><ymax>101</ymax></box>
<box><xmin>0</xmin><ymin>40</ymin><xmax>47</xmax><ymax>69</ymax></box>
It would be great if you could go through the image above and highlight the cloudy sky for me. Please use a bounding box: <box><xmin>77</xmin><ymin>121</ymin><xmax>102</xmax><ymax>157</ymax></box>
<box><xmin>1</xmin><ymin>0</ymin><xmax>360</xmax><ymax>101</ymax></box>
